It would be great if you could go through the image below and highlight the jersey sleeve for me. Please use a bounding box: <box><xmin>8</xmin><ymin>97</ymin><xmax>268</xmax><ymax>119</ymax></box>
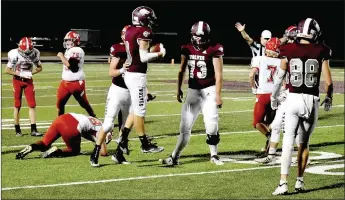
<box><xmin>7</xmin><ymin>50</ymin><xmax>18</xmax><ymax>68</ymax></box>
<box><xmin>137</xmin><ymin>27</ymin><xmax>153</xmax><ymax>41</ymax></box>
<box><xmin>250</xmin><ymin>56</ymin><xmax>260</xmax><ymax>69</ymax></box>
<box><xmin>110</xmin><ymin>44</ymin><xmax>116</xmax><ymax>57</ymax></box>
<box><xmin>212</xmin><ymin>44</ymin><xmax>224</xmax><ymax>57</ymax></box>
<box><xmin>181</xmin><ymin>45</ymin><xmax>189</xmax><ymax>57</ymax></box>
<box><xmin>322</xmin><ymin>44</ymin><xmax>332</xmax><ymax>60</ymax></box>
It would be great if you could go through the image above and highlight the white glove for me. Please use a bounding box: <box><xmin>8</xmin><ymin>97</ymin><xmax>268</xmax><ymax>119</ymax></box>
<box><xmin>271</xmin><ymin>96</ymin><xmax>278</xmax><ymax>110</ymax></box>
<box><xmin>320</xmin><ymin>96</ymin><xmax>332</xmax><ymax>112</ymax></box>
<box><xmin>159</xmin><ymin>43</ymin><xmax>166</xmax><ymax>57</ymax></box>
<box><xmin>19</xmin><ymin>71</ymin><xmax>32</xmax><ymax>79</ymax></box>
<box><xmin>251</xmin><ymin>87</ymin><xmax>257</xmax><ymax>95</ymax></box>
<box><xmin>105</xmin><ymin>132</ymin><xmax>113</xmax><ymax>145</ymax></box>
<box><xmin>277</xmin><ymin>88</ymin><xmax>288</xmax><ymax>103</ymax></box>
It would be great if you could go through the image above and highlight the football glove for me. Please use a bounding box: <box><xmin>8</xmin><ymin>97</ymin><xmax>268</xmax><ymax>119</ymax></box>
<box><xmin>320</xmin><ymin>96</ymin><xmax>332</xmax><ymax>112</ymax></box>
<box><xmin>147</xmin><ymin>93</ymin><xmax>156</xmax><ymax>102</ymax></box>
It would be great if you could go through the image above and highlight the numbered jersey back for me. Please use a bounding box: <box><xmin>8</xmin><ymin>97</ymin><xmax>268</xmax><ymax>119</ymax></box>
<box><xmin>250</xmin><ymin>56</ymin><xmax>280</xmax><ymax>94</ymax></box>
<box><xmin>280</xmin><ymin>43</ymin><xmax>331</xmax><ymax>96</ymax></box>
<box><xmin>181</xmin><ymin>43</ymin><xmax>224</xmax><ymax>90</ymax></box>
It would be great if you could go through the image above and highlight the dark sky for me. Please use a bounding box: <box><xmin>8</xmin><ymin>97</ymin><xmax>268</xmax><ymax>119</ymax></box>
<box><xmin>2</xmin><ymin>1</ymin><xmax>344</xmax><ymax>59</ymax></box>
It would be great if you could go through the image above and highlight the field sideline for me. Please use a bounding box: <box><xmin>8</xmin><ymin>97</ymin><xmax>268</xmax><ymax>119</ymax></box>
<box><xmin>1</xmin><ymin>63</ymin><xmax>344</xmax><ymax>199</ymax></box>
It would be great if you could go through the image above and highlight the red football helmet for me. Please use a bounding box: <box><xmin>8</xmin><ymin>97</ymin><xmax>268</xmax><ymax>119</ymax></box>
<box><xmin>297</xmin><ymin>18</ymin><xmax>321</xmax><ymax>41</ymax></box>
<box><xmin>285</xmin><ymin>25</ymin><xmax>297</xmax><ymax>39</ymax></box>
<box><xmin>191</xmin><ymin>21</ymin><xmax>211</xmax><ymax>50</ymax></box>
<box><xmin>132</xmin><ymin>6</ymin><xmax>157</xmax><ymax>29</ymax></box>
<box><xmin>121</xmin><ymin>25</ymin><xmax>131</xmax><ymax>41</ymax></box>
<box><xmin>265</xmin><ymin>37</ymin><xmax>281</xmax><ymax>57</ymax></box>
<box><xmin>63</xmin><ymin>31</ymin><xmax>81</xmax><ymax>49</ymax></box>
<box><xmin>18</xmin><ymin>37</ymin><xmax>34</xmax><ymax>55</ymax></box>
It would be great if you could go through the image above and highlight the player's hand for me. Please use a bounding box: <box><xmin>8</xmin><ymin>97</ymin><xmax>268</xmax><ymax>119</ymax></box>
<box><xmin>57</xmin><ymin>52</ymin><xmax>64</xmax><ymax>58</ymax></box>
<box><xmin>216</xmin><ymin>95</ymin><xmax>223</xmax><ymax>109</ymax></box>
<box><xmin>271</xmin><ymin>98</ymin><xmax>278</xmax><ymax>110</ymax></box>
<box><xmin>19</xmin><ymin>71</ymin><xmax>32</xmax><ymax>79</ymax></box>
<box><xmin>320</xmin><ymin>96</ymin><xmax>332</xmax><ymax>112</ymax></box>
<box><xmin>147</xmin><ymin>93</ymin><xmax>156</xmax><ymax>102</ymax></box>
<box><xmin>251</xmin><ymin>87</ymin><xmax>257</xmax><ymax>95</ymax></box>
<box><xmin>120</xmin><ymin>62</ymin><xmax>130</xmax><ymax>74</ymax></box>
<box><xmin>277</xmin><ymin>88</ymin><xmax>288</xmax><ymax>103</ymax></box>
<box><xmin>177</xmin><ymin>89</ymin><xmax>183</xmax><ymax>103</ymax></box>
<box><xmin>235</xmin><ymin>22</ymin><xmax>246</xmax><ymax>32</ymax></box>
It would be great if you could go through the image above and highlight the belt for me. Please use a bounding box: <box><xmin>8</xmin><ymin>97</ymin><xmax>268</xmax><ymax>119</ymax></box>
<box><xmin>13</xmin><ymin>76</ymin><xmax>30</xmax><ymax>82</ymax></box>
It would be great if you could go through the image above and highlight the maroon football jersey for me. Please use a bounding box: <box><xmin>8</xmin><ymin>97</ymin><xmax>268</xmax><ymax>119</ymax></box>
<box><xmin>109</xmin><ymin>43</ymin><xmax>127</xmax><ymax>89</ymax></box>
<box><xmin>124</xmin><ymin>25</ymin><xmax>153</xmax><ymax>73</ymax></box>
<box><xmin>279</xmin><ymin>42</ymin><xmax>331</xmax><ymax>96</ymax></box>
<box><xmin>181</xmin><ymin>43</ymin><xmax>224</xmax><ymax>89</ymax></box>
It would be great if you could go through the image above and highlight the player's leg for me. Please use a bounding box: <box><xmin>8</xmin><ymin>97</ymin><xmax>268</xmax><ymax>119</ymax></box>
<box><xmin>253</xmin><ymin>94</ymin><xmax>272</xmax><ymax>152</ymax></box>
<box><xmin>24</xmin><ymin>80</ymin><xmax>43</xmax><ymax>136</ymax></box>
<box><xmin>72</xmin><ymin>80</ymin><xmax>96</xmax><ymax>117</ymax></box>
<box><xmin>90</xmin><ymin>84</ymin><xmax>122</xmax><ymax>166</ymax></box>
<box><xmin>295</xmin><ymin>96</ymin><xmax>319</xmax><ymax>192</ymax></box>
<box><xmin>56</xmin><ymin>80</ymin><xmax>72</xmax><ymax>116</ymax></box>
<box><xmin>12</xmin><ymin>79</ymin><xmax>24</xmax><ymax>136</ymax></box>
<box><xmin>124</xmin><ymin>72</ymin><xmax>163</xmax><ymax>153</ymax></box>
<box><xmin>15</xmin><ymin>115</ymin><xmax>63</xmax><ymax>159</ymax></box>
<box><xmin>201</xmin><ymin>86</ymin><xmax>223</xmax><ymax>165</ymax></box>
<box><xmin>162</xmin><ymin>89</ymin><xmax>201</xmax><ymax>166</ymax></box>
<box><xmin>273</xmin><ymin>94</ymin><xmax>301</xmax><ymax>195</ymax></box>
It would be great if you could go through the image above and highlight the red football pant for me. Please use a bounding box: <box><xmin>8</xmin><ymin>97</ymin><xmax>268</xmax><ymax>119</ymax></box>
<box><xmin>41</xmin><ymin>114</ymin><xmax>81</xmax><ymax>154</ymax></box>
<box><xmin>56</xmin><ymin>80</ymin><xmax>95</xmax><ymax>117</ymax></box>
<box><xmin>252</xmin><ymin>93</ymin><xmax>274</xmax><ymax>128</ymax></box>
<box><xmin>13</xmin><ymin>78</ymin><xmax>36</xmax><ymax>108</ymax></box>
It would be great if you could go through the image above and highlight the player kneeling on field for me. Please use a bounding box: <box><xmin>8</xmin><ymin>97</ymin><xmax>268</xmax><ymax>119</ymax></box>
<box><xmin>16</xmin><ymin>113</ymin><xmax>111</xmax><ymax>159</ymax></box>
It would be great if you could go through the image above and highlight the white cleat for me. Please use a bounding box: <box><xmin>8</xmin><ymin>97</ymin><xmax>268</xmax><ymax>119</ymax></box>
<box><xmin>254</xmin><ymin>156</ymin><xmax>277</xmax><ymax>165</ymax></box>
<box><xmin>295</xmin><ymin>179</ymin><xmax>305</xmax><ymax>192</ymax></box>
<box><xmin>210</xmin><ymin>155</ymin><xmax>224</xmax><ymax>165</ymax></box>
<box><xmin>272</xmin><ymin>183</ymin><xmax>288</xmax><ymax>195</ymax></box>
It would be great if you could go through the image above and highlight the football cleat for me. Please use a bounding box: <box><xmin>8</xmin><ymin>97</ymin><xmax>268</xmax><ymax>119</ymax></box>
<box><xmin>141</xmin><ymin>142</ymin><xmax>164</xmax><ymax>153</ymax></box>
<box><xmin>31</xmin><ymin>131</ymin><xmax>44</xmax><ymax>137</ymax></box>
<box><xmin>115</xmin><ymin>137</ymin><xmax>130</xmax><ymax>155</ymax></box>
<box><xmin>161</xmin><ymin>155</ymin><xmax>179</xmax><ymax>166</ymax></box>
<box><xmin>210</xmin><ymin>155</ymin><xmax>224</xmax><ymax>165</ymax></box>
<box><xmin>295</xmin><ymin>179</ymin><xmax>305</xmax><ymax>192</ymax></box>
<box><xmin>15</xmin><ymin>145</ymin><xmax>33</xmax><ymax>159</ymax></box>
<box><xmin>90</xmin><ymin>146</ymin><xmax>101</xmax><ymax>167</ymax></box>
<box><xmin>272</xmin><ymin>182</ymin><xmax>288</xmax><ymax>195</ymax></box>
<box><xmin>40</xmin><ymin>146</ymin><xmax>58</xmax><ymax>158</ymax></box>
<box><xmin>111</xmin><ymin>150</ymin><xmax>130</xmax><ymax>164</ymax></box>
<box><xmin>16</xmin><ymin>132</ymin><xmax>23</xmax><ymax>137</ymax></box>
<box><xmin>254</xmin><ymin>156</ymin><xmax>277</xmax><ymax>165</ymax></box>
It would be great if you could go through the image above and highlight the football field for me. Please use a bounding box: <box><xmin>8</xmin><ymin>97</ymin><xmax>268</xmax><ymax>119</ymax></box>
<box><xmin>1</xmin><ymin>63</ymin><xmax>344</xmax><ymax>199</ymax></box>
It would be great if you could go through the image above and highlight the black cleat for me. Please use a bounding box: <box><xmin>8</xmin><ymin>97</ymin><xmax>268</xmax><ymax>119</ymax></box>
<box><xmin>31</xmin><ymin>131</ymin><xmax>44</xmax><ymax>137</ymax></box>
<box><xmin>15</xmin><ymin>145</ymin><xmax>33</xmax><ymax>159</ymax></box>
<box><xmin>16</xmin><ymin>132</ymin><xmax>23</xmax><ymax>137</ymax></box>
<box><xmin>111</xmin><ymin>149</ymin><xmax>130</xmax><ymax>164</ymax></box>
<box><xmin>161</xmin><ymin>155</ymin><xmax>179</xmax><ymax>166</ymax></box>
<box><xmin>141</xmin><ymin>141</ymin><xmax>164</xmax><ymax>153</ymax></box>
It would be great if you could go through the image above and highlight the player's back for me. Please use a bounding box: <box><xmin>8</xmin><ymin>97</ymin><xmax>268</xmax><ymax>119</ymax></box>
<box><xmin>110</xmin><ymin>43</ymin><xmax>127</xmax><ymax>88</ymax></box>
<box><xmin>251</xmin><ymin>56</ymin><xmax>280</xmax><ymax>94</ymax></box>
<box><xmin>280</xmin><ymin>42</ymin><xmax>331</xmax><ymax>96</ymax></box>
<box><xmin>124</xmin><ymin>25</ymin><xmax>153</xmax><ymax>73</ymax></box>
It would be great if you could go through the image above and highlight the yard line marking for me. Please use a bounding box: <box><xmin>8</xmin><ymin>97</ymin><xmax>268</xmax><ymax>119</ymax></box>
<box><xmin>1</xmin><ymin>165</ymin><xmax>281</xmax><ymax>191</ymax></box>
<box><xmin>2</xmin><ymin>124</ymin><xmax>343</xmax><ymax>149</ymax></box>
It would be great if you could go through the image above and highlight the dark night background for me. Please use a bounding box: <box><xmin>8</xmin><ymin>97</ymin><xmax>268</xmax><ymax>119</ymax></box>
<box><xmin>1</xmin><ymin>0</ymin><xmax>344</xmax><ymax>62</ymax></box>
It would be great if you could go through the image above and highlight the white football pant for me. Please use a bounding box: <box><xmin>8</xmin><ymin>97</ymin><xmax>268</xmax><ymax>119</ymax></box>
<box><xmin>124</xmin><ymin>72</ymin><xmax>147</xmax><ymax>117</ymax></box>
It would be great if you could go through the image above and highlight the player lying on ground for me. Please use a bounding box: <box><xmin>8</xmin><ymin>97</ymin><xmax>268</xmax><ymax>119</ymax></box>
<box><xmin>16</xmin><ymin>113</ymin><xmax>111</xmax><ymax>159</ymax></box>
<box><xmin>5</xmin><ymin>37</ymin><xmax>44</xmax><ymax>137</ymax></box>
<box><xmin>161</xmin><ymin>21</ymin><xmax>224</xmax><ymax>166</ymax></box>
<box><xmin>270</xmin><ymin>17</ymin><xmax>333</xmax><ymax>195</ymax></box>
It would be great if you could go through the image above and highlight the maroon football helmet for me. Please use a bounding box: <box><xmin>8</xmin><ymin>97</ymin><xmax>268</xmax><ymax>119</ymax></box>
<box><xmin>190</xmin><ymin>21</ymin><xmax>211</xmax><ymax>50</ymax></box>
<box><xmin>296</xmin><ymin>18</ymin><xmax>321</xmax><ymax>41</ymax></box>
<box><xmin>132</xmin><ymin>6</ymin><xmax>157</xmax><ymax>29</ymax></box>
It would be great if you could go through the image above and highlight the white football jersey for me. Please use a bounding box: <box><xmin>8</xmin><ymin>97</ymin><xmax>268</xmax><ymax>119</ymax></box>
<box><xmin>69</xmin><ymin>113</ymin><xmax>102</xmax><ymax>142</ymax></box>
<box><xmin>6</xmin><ymin>48</ymin><xmax>41</xmax><ymax>72</ymax></box>
<box><xmin>62</xmin><ymin>47</ymin><xmax>85</xmax><ymax>81</ymax></box>
<box><xmin>250</xmin><ymin>56</ymin><xmax>281</xmax><ymax>94</ymax></box>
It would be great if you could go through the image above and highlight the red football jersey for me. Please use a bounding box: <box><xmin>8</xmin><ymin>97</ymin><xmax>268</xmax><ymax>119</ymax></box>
<box><xmin>109</xmin><ymin>43</ymin><xmax>127</xmax><ymax>89</ymax></box>
<box><xmin>279</xmin><ymin>42</ymin><xmax>331</xmax><ymax>96</ymax></box>
<box><xmin>181</xmin><ymin>43</ymin><xmax>224</xmax><ymax>89</ymax></box>
<box><xmin>124</xmin><ymin>25</ymin><xmax>153</xmax><ymax>73</ymax></box>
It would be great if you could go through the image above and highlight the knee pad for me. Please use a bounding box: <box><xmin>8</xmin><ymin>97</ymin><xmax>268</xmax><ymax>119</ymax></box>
<box><xmin>206</xmin><ymin>133</ymin><xmax>220</xmax><ymax>145</ymax></box>
<box><xmin>102</xmin><ymin>117</ymin><xmax>114</xmax><ymax>133</ymax></box>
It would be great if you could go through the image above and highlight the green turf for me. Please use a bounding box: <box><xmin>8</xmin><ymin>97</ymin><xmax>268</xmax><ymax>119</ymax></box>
<box><xmin>1</xmin><ymin>63</ymin><xmax>344</xmax><ymax>199</ymax></box>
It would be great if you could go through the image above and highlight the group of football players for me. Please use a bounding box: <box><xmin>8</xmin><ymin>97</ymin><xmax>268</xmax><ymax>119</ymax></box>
<box><xmin>11</xmin><ymin>5</ymin><xmax>334</xmax><ymax>195</ymax></box>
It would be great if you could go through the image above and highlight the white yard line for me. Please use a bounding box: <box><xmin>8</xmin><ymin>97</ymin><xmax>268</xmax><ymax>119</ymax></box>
<box><xmin>2</xmin><ymin>124</ymin><xmax>343</xmax><ymax>149</ymax></box>
<box><xmin>0</xmin><ymin>165</ymin><xmax>282</xmax><ymax>191</ymax></box>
